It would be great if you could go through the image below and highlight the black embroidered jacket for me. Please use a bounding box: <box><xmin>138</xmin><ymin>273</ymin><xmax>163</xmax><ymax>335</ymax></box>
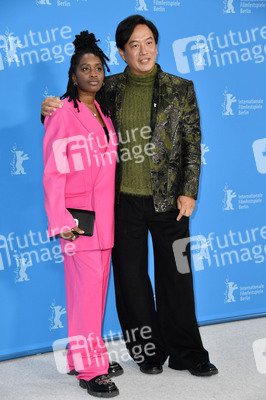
<box><xmin>104</xmin><ymin>64</ymin><xmax>201</xmax><ymax>212</ymax></box>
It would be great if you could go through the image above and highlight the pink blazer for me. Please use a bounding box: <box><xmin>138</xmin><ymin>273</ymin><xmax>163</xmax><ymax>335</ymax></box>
<box><xmin>43</xmin><ymin>98</ymin><xmax>118</xmax><ymax>252</ymax></box>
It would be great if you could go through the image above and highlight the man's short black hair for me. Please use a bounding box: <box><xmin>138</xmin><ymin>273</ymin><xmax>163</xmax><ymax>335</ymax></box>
<box><xmin>115</xmin><ymin>15</ymin><xmax>159</xmax><ymax>50</ymax></box>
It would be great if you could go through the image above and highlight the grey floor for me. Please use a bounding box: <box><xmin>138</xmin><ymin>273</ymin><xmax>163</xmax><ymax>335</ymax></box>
<box><xmin>0</xmin><ymin>317</ymin><xmax>265</xmax><ymax>400</ymax></box>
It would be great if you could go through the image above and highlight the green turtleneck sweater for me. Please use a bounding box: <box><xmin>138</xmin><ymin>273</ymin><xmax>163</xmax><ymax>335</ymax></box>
<box><xmin>120</xmin><ymin>65</ymin><xmax>157</xmax><ymax>196</ymax></box>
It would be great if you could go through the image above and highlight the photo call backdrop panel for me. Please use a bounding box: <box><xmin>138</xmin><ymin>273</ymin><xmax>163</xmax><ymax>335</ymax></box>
<box><xmin>0</xmin><ymin>0</ymin><xmax>265</xmax><ymax>360</ymax></box>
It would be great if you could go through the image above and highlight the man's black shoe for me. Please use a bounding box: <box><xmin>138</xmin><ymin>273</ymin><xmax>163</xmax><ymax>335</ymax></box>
<box><xmin>188</xmin><ymin>362</ymin><xmax>218</xmax><ymax>377</ymax></box>
<box><xmin>79</xmin><ymin>375</ymin><xmax>119</xmax><ymax>398</ymax></box>
<box><xmin>108</xmin><ymin>361</ymin><xmax>124</xmax><ymax>377</ymax></box>
<box><xmin>139</xmin><ymin>361</ymin><xmax>163</xmax><ymax>374</ymax></box>
<box><xmin>67</xmin><ymin>361</ymin><xmax>123</xmax><ymax>378</ymax></box>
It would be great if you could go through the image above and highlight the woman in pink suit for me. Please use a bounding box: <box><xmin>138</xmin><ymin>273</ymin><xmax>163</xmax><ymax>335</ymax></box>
<box><xmin>43</xmin><ymin>31</ymin><xmax>120</xmax><ymax>398</ymax></box>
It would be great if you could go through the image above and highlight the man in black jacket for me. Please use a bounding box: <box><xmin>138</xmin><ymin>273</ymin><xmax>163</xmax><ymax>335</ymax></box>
<box><xmin>41</xmin><ymin>15</ymin><xmax>218</xmax><ymax>378</ymax></box>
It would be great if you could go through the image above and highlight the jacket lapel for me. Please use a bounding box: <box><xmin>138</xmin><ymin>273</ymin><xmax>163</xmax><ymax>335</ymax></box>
<box><xmin>68</xmin><ymin>100</ymin><xmax>99</xmax><ymax>134</ymax></box>
<box><xmin>111</xmin><ymin>72</ymin><xmax>127</xmax><ymax>135</ymax></box>
<box><xmin>95</xmin><ymin>101</ymin><xmax>118</xmax><ymax>152</ymax></box>
<box><xmin>67</xmin><ymin>99</ymin><xmax>117</xmax><ymax>168</ymax></box>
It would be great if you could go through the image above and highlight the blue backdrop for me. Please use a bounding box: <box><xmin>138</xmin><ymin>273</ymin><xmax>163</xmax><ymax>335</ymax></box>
<box><xmin>0</xmin><ymin>0</ymin><xmax>265</xmax><ymax>361</ymax></box>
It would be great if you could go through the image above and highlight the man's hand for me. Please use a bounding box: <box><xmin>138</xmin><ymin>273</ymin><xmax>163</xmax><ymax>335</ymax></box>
<box><xmin>177</xmin><ymin>195</ymin><xmax>196</xmax><ymax>221</ymax></box>
<box><xmin>58</xmin><ymin>226</ymin><xmax>85</xmax><ymax>241</ymax></box>
<box><xmin>41</xmin><ymin>97</ymin><xmax>63</xmax><ymax>117</ymax></box>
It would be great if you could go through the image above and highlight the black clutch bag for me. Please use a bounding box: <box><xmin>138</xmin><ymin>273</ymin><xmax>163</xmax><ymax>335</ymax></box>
<box><xmin>67</xmin><ymin>208</ymin><xmax>95</xmax><ymax>236</ymax></box>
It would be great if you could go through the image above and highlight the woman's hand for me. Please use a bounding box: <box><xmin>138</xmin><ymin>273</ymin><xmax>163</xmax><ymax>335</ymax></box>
<box><xmin>58</xmin><ymin>226</ymin><xmax>85</xmax><ymax>241</ymax></box>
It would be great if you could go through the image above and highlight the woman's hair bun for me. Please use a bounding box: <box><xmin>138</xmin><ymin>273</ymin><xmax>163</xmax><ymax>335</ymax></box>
<box><xmin>73</xmin><ymin>30</ymin><xmax>99</xmax><ymax>51</ymax></box>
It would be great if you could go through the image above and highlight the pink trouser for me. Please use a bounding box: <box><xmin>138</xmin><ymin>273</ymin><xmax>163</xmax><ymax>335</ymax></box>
<box><xmin>63</xmin><ymin>249</ymin><xmax>111</xmax><ymax>381</ymax></box>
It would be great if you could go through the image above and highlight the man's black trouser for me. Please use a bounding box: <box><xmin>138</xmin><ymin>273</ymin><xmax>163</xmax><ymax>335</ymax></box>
<box><xmin>112</xmin><ymin>193</ymin><xmax>209</xmax><ymax>370</ymax></box>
